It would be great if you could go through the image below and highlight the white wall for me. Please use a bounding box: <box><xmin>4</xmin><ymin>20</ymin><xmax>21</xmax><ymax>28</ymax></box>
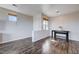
<box><xmin>0</xmin><ymin>7</ymin><xmax>33</xmax><ymax>43</ymax></box>
<box><xmin>49</xmin><ymin>12</ymin><xmax>79</xmax><ymax>41</ymax></box>
<box><xmin>32</xmin><ymin>30</ymin><xmax>50</xmax><ymax>42</ymax></box>
<box><xmin>33</xmin><ymin>13</ymin><xmax>43</xmax><ymax>31</ymax></box>
<box><xmin>32</xmin><ymin>13</ymin><xmax>50</xmax><ymax>42</ymax></box>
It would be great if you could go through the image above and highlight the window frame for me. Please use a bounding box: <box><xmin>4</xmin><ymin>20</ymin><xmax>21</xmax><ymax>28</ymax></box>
<box><xmin>43</xmin><ymin>19</ymin><xmax>48</xmax><ymax>30</ymax></box>
<box><xmin>8</xmin><ymin>13</ymin><xmax>17</xmax><ymax>22</ymax></box>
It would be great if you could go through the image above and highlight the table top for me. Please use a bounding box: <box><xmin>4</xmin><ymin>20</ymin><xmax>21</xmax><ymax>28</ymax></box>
<box><xmin>52</xmin><ymin>30</ymin><xmax>69</xmax><ymax>33</ymax></box>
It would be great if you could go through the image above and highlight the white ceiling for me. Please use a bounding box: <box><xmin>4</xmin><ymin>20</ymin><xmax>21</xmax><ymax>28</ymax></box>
<box><xmin>0</xmin><ymin>4</ymin><xmax>41</xmax><ymax>16</ymax></box>
<box><xmin>0</xmin><ymin>4</ymin><xmax>79</xmax><ymax>17</ymax></box>
<box><xmin>42</xmin><ymin>4</ymin><xmax>79</xmax><ymax>17</ymax></box>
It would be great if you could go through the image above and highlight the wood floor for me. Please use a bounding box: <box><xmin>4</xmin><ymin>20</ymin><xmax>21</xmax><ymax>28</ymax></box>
<box><xmin>0</xmin><ymin>37</ymin><xmax>79</xmax><ymax>54</ymax></box>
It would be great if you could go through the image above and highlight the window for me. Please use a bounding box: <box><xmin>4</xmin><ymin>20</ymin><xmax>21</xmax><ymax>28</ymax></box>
<box><xmin>8</xmin><ymin>13</ymin><xmax>17</xmax><ymax>22</ymax></box>
<box><xmin>43</xmin><ymin>19</ymin><xmax>48</xmax><ymax>30</ymax></box>
<box><xmin>43</xmin><ymin>16</ymin><xmax>48</xmax><ymax>30</ymax></box>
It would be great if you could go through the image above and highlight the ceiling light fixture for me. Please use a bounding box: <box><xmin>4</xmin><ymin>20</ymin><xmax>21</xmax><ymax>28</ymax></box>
<box><xmin>56</xmin><ymin>10</ymin><xmax>61</xmax><ymax>15</ymax></box>
<box><xmin>12</xmin><ymin>4</ymin><xmax>17</xmax><ymax>7</ymax></box>
<box><xmin>56</xmin><ymin>10</ymin><xmax>59</xmax><ymax>13</ymax></box>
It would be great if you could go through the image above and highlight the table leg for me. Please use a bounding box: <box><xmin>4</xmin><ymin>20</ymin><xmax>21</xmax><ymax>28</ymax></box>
<box><xmin>66</xmin><ymin>33</ymin><xmax>69</xmax><ymax>42</ymax></box>
<box><xmin>51</xmin><ymin>31</ymin><xmax>53</xmax><ymax>38</ymax></box>
<box><xmin>54</xmin><ymin>32</ymin><xmax>56</xmax><ymax>40</ymax></box>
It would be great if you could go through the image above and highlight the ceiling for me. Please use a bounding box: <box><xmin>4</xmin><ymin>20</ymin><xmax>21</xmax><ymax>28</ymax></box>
<box><xmin>0</xmin><ymin>4</ymin><xmax>79</xmax><ymax>17</ymax></box>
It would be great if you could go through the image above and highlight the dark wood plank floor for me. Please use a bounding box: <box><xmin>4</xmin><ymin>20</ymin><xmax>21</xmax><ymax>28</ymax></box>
<box><xmin>0</xmin><ymin>37</ymin><xmax>79</xmax><ymax>54</ymax></box>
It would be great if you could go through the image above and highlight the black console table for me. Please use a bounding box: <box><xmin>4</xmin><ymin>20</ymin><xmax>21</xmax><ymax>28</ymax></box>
<box><xmin>52</xmin><ymin>30</ymin><xmax>69</xmax><ymax>42</ymax></box>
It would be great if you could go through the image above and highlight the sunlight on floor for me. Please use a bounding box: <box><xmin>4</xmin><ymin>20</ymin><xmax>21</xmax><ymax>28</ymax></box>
<box><xmin>51</xmin><ymin>39</ymin><xmax>57</xmax><ymax>43</ymax></box>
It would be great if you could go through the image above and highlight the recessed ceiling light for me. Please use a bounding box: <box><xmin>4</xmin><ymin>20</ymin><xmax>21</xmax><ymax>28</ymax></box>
<box><xmin>56</xmin><ymin>10</ymin><xmax>61</xmax><ymax>15</ymax></box>
<box><xmin>12</xmin><ymin>4</ymin><xmax>17</xmax><ymax>7</ymax></box>
<box><xmin>56</xmin><ymin>10</ymin><xmax>60</xmax><ymax>13</ymax></box>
